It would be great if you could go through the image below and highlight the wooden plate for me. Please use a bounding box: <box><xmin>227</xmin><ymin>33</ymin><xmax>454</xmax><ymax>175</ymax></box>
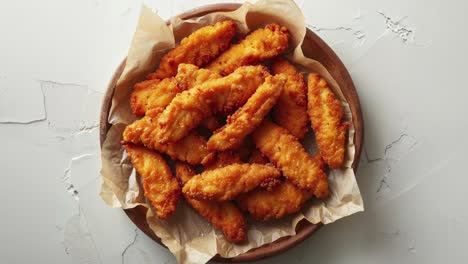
<box><xmin>99</xmin><ymin>3</ymin><xmax>364</xmax><ymax>262</ymax></box>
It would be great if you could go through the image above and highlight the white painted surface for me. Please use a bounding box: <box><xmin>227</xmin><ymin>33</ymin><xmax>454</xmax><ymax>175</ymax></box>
<box><xmin>0</xmin><ymin>0</ymin><xmax>466</xmax><ymax>263</ymax></box>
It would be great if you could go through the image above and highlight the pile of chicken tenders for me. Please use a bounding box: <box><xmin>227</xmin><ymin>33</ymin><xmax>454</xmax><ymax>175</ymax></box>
<box><xmin>121</xmin><ymin>20</ymin><xmax>349</xmax><ymax>243</ymax></box>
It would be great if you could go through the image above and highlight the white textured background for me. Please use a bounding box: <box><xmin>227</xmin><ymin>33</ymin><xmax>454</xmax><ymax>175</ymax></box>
<box><xmin>1</xmin><ymin>0</ymin><xmax>466</xmax><ymax>263</ymax></box>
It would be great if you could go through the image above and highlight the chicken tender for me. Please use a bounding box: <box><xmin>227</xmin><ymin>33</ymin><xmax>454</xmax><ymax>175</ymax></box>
<box><xmin>130</xmin><ymin>79</ymin><xmax>162</xmax><ymax>116</ymax></box>
<box><xmin>236</xmin><ymin>181</ymin><xmax>311</xmax><ymax>221</ymax></box>
<box><xmin>271</xmin><ymin>57</ymin><xmax>308</xmax><ymax>139</ymax></box>
<box><xmin>122</xmin><ymin>112</ymin><xmax>214</xmax><ymax>165</ymax></box>
<box><xmin>131</xmin><ymin>64</ymin><xmax>221</xmax><ymax>116</ymax></box>
<box><xmin>175</xmin><ymin>162</ymin><xmax>247</xmax><ymax>243</ymax></box>
<box><xmin>156</xmin><ymin>65</ymin><xmax>270</xmax><ymax>143</ymax></box>
<box><xmin>307</xmin><ymin>73</ymin><xmax>349</xmax><ymax>168</ymax></box>
<box><xmin>204</xmin><ymin>150</ymin><xmax>280</xmax><ymax>190</ymax></box>
<box><xmin>147</xmin><ymin>21</ymin><xmax>236</xmax><ymax>79</ymax></box>
<box><xmin>207</xmin><ymin>75</ymin><xmax>286</xmax><ymax>151</ymax></box>
<box><xmin>125</xmin><ymin>144</ymin><xmax>180</xmax><ymax>219</ymax></box>
<box><xmin>207</xmin><ymin>24</ymin><xmax>289</xmax><ymax>75</ymax></box>
<box><xmin>247</xmin><ymin>149</ymin><xmax>281</xmax><ymax>190</ymax></box>
<box><xmin>252</xmin><ymin>120</ymin><xmax>329</xmax><ymax>198</ymax></box>
<box><xmin>183</xmin><ymin>164</ymin><xmax>281</xmax><ymax>202</ymax></box>
<box><xmin>237</xmin><ymin>153</ymin><xmax>326</xmax><ymax>221</ymax></box>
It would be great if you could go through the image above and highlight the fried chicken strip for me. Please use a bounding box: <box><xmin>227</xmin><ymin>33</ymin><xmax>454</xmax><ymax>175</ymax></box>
<box><xmin>175</xmin><ymin>162</ymin><xmax>247</xmax><ymax>243</ymax></box>
<box><xmin>130</xmin><ymin>79</ymin><xmax>162</xmax><ymax>116</ymax></box>
<box><xmin>204</xmin><ymin>149</ymin><xmax>280</xmax><ymax>190</ymax></box>
<box><xmin>125</xmin><ymin>144</ymin><xmax>180</xmax><ymax>219</ymax></box>
<box><xmin>131</xmin><ymin>64</ymin><xmax>221</xmax><ymax>117</ymax></box>
<box><xmin>122</xmin><ymin>111</ymin><xmax>214</xmax><ymax>165</ymax></box>
<box><xmin>183</xmin><ymin>164</ymin><xmax>281</xmax><ymax>202</ymax></box>
<box><xmin>207</xmin><ymin>75</ymin><xmax>286</xmax><ymax>151</ymax></box>
<box><xmin>247</xmin><ymin>149</ymin><xmax>281</xmax><ymax>190</ymax></box>
<box><xmin>252</xmin><ymin>120</ymin><xmax>329</xmax><ymax>198</ymax></box>
<box><xmin>271</xmin><ymin>57</ymin><xmax>309</xmax><ymax>139</ymax></box>
<box><xmin>256</xmin><ymin>148</ymin><xmax>326</xmax><ymax>173</ymax></box>
<box><xmin>147</xmin><ymin>20</ymin><xmax>236</xmax><ymax>79</ymax></box>
<box><xmin>307</xmin><ymin>74</ymin><xmax>349</xmax><ymax>168</ymax></box>
<box><xmin>237</xmin><ymin>153</ymin><xmax>326</xmax><ymax>221</ymax></box>
<box><xmin>237</xmin><ymin>181</ymin><xmax>311</xmax><ymax>221</ymax></box>
<box><xmin>156</xmin><ymin>65</ymin><xmax>270</xmax><ymax>143</ymax></box>
<box><xmin>207</xmin><ymin>24</ymin><xmax>289</xmax><ymax>75</ymax></box>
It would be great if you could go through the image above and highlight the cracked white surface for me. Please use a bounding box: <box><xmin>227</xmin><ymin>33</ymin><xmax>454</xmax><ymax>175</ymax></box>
<box><xmin>1</xmin><ymin>0</ymin><xmax>467</xmax><ymax>263</ymax></box>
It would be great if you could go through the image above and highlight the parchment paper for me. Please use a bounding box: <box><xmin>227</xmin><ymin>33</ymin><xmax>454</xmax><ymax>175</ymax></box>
<box><xmin>100</xmin><ymin>0</ymin><xmax>364</xmax><ymax>263</ymax></box>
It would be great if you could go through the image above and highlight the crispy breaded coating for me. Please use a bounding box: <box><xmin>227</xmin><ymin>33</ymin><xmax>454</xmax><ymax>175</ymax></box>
<box><xmin>247</xmin><ymin>149</ymin><xmax>281</xmax><ymax>191</ymax></box>
<box><xmin>183</xmin><ymin>164</ymin><xmax>281</xmax><ymax>202</ymax></box>
<box><xmin>204</xmin><ymin>151</ymin><xmax>242</xmax><ymax>171</ymax></box>
<box><xmin>307</xmin><ymin>73</ymin><xmax>349</xmax><ymax>168</ymax></box>
<box><xmin>125</xmin><ymin>144</ymin><xmax>180</xmax><ymax>219</ymax></box>
<box><xmin>130</xmin><ymin>79</ymin><xmax>161</xmax><ymax>116</ymax></box>
<box><xmin>131</xmin><ymin>77</ymin><xmax>178</xmax><ymax>116</ymax></box>
<box><xmin>271</xmin><ymin>57</ymin><xmax>309</xmax><ymax>139</ymax></box>
<box><xmin>147</xmin><ymin>21</ymin><xmax>236</xmax><ymax>79</ymax></box>
<box><xmin>122</xmin><ymin>112</ymin><xmax>214</xmax><ymax>165</ymax></box>
<box><xmin>252</xmin><ymin>120</ymin><xmax>329</xmax><ymax>198</ymax></box>
<box><xmin>238</xmin><ymin>153</ymin><xmax>326</xmax><ymax>221</ymax></box>
<box><xmin>156</xmin><ymin>65</ymin><xmax>270</xmax><ymax>143</ymax></box>
<box><xmin>258</xmin><ymin>177</ymin><xmax>282</xmax><ymax>191</ymax></box>
<box><xmin>205</xmin><ymin>149</ymin><xmax>281</xmax><ymax>190</ymax></box>
<box><xmin>236</xmin><ymin>181</ymin><xmax>311</xmax><ymax>221</ymax></box>
<box><xmin>131</xmin><ymin>64</ymin><xmax>221</xmax><ymax>116</ymax></box>
<box><xmin>174</xmin><ymin>64</ymin><xmax>222</xmax><ymax>89</ymax></box>
<box><xmin>175</xmin><ymin>162</ymin><xmax>247</xmax><ymax>243</ymax></box>
<box><xmin>207</xmin><ymin>24</ymin><xmax>289</xmax><ymax>75</ymax></box>
<box><xmin>207</xmin><ymin>75</ymin><xmax>286</xmax><ymax>151</ymax></box>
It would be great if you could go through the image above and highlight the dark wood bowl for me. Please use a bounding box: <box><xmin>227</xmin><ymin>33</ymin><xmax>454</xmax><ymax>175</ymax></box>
<box><xmin>99</xmin><ymin>3</ymin><xmax>363</xmax><ymax>262</ymax></box>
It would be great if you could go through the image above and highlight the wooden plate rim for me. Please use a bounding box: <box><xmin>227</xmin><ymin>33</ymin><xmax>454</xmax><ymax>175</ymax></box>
<box><xmin>99</xmin><ymin>3</ymin><xmax>364</xmax><ymax>262</ymax></box>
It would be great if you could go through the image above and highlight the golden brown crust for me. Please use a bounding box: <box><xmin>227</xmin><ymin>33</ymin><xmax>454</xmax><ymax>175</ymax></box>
<box><xmin>238</xmin><ymin>153</ymin><xmax>325</xmax><ymax>220</ymax></box>
<box><xmin>247</xmin><ymin>149</ymin><xmax>281</xmax><ymax>190</ymax></box>
<box><xmin>122</xmin><ymin>113</ymin><xmax>214</xmax><ymax>165</ymax></box>
<box><xmin>236</xmin><ymin>181</ymin><xmax>311</xmax><ymax>221</ymax></box>
<box><xmin>252</xmin><ymin>120</ymin><xmax>329</xmax><ymax>198</ymax></box>
<box><xmin>175</xmin><ymin>64</ymin><xmax>221</xmax><ymax>86</ymax></box>
<box><xmin>271</xmin><ymin>57</ymin><xmax>309</xmax><ymax>139</ymax></box>
<box><xmin>183</xmin><ymin>164</ymin><xmax>281</xmax><ymax>201</ymax></box>
<box><xmin>175</xmin><ymin>162</ymin><xmax>247</xmax><ymax>243</ymax></box>
<box><xmin>207</xmin><ymin>75</ymin><xmax>286</xmax><ymax>151</ymax></box>
<box><xmin>125</xmin><ymin>144</ymin><xmax>180</xmax><ymax>219</ymax></box>
<box><xmin>258</xmin><ymin>177</ymin><xmax>282</xmax><ymax>191</ymax></box>
<box><xmin>307</xmin><ymin>73</ymin><xmax>349</xmax><ymax>168</ymax></box>
<box><xmin>131</xmin><ymin>64</ymin><xmax>221</xmax><ymax>117</ymax></box>
<box><xmin>207</xmin><ymin>24</ymin><xmax>289</xmax><ymax>75</ymax></box>
<box><xmin>156</xmin><ymin>65</ymin><xmax>270</xmax><ymax>143</ymax></box>
<box><xmin>147</xmin><ymin>21</ymin><xmax>236</xmax><ymax>79</ymax></box>
<box><xmin>130</xmin><ymin>79</ymin><xmax>161</xmax><ymax>116</ymax></box>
